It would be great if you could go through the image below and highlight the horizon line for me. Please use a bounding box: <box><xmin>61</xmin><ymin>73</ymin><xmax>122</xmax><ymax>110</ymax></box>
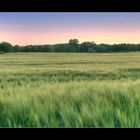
<box><xmin>1</xmin><ymin>41</ymin><xmax>140</xmax><ymax>46</ymax></box>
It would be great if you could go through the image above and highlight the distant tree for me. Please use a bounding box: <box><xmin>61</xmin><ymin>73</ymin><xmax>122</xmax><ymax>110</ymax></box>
<box><xmin>0</xmin><ymin>42</ymin><xmax>13</xmax><ymax>53</ymax></box>
<box><xmin>80</xmin><ymin>41</ymin><xmax>96</xmax><ymax>52</ymax></box>
<box><xmin>14</xmin><ymin>45</ymin><xmax>20</xmax><ymax>48</ymax></box>
<box><xmin>13</xmin><ymin>45</ymin><xmax>20</xmax><ymax>52</ymax></box>
<box><xmin>69</xmin><ymin>39</ymin><xmax>79</xmax><ymax>46</ymax></box>
<box><xmin>88</xmin><ymin>47</ymin><xmax>96</xmax><ymax>53</ymax></box>
<box><xmin>2</xmin><ymin>40</ymin><xmax>140</xmax><ymax>53</ymax></box>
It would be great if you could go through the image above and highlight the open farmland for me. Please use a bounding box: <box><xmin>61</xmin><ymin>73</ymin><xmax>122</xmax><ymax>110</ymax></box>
<box><xmin>0</xmin><ymin>52</ymin><xmax>140</xmax><ymax>127</ymax></box>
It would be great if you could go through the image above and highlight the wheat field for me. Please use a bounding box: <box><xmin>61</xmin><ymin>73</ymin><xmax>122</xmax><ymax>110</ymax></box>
<box><xmin>0</xmin><ymin>52</ymin><xmax>140</xmax><ymax>127</ymax></box>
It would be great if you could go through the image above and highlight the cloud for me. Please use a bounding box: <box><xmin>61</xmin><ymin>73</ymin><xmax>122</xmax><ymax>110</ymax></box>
<box><xmin>117</xmin><ymin>17</ymin><xmax>126</xmax><ymax>21</ymax></box>
<box><xmin>0</xmin><ymin>24</ymin><xmax>28</xmax><ymax>28</ymax></box>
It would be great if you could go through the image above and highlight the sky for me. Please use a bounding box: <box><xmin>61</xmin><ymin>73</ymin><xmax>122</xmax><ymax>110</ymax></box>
<box><xmin>0</xmin><ymin>12</ymin><xmax>140</xmax><ymax>46</ymax></box>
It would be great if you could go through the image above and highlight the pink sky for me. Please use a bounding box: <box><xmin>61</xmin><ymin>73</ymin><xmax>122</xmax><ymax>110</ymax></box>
<box><xmin>0</xmin><ymin>29</ymin><xmax>140</xmax><ymax>46</ymax></box>
<box><xmin>1</xmin><ymin>13</ymin><xmax>140</xmax><ymax>45</ymax></box>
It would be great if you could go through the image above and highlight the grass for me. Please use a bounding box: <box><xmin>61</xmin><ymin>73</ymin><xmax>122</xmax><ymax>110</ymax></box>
<box><xmin>0</xmin><ymin>52</ymin><xmax>140</xmax><ymax>127</ymax></box>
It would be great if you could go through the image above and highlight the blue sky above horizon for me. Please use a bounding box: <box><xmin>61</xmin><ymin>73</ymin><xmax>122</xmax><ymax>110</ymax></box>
<box><xmin>0</xmin><ymin>12</ymin><xmax>140</xmax><ymax>45</ymax></box>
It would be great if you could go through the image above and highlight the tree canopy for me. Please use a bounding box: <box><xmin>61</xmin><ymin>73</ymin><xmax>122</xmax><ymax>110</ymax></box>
<box><xmin>1</xmin><ymin>39</ymin><xmax>140</xmax><ymax>53</ymax></box>
<box><xmin>0</xmin><ymin>42</ymin><xmax>13</xmax><ymax>52</ymax></box>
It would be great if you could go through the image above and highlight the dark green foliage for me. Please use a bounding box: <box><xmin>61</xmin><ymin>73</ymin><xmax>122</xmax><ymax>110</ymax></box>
<box><xmin>80</xmin><ymin>42</ymin><xmax>96</xmax><ymax>52</ymax></box>
<box><xmin>1</xmin><ymin>39</ymin><xmax>140</xmax><ymax>53</ymax></box>
<box><xmin>69</xmin><ymin>39</ymin><xmax>79</xmax><ymax>46</ymax></box>
<box><xmin>0</xmin><ymin>42</ymin><xmax>13</xmax><ymax>52</ymax></box>
<box><xmin>88</xmin><ymin>47</ymin><xmax>96</xmax><ymax>53</ymax></box>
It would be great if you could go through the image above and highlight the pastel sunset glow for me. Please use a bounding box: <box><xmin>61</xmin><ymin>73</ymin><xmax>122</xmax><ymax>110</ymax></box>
<box><xmin>0</xmin><ymin>12</ymin><xmax>140</xmax><ymax>45</ymax></box>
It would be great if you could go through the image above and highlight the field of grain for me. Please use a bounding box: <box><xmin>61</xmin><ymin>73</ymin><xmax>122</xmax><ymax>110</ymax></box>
<box><xmin>0</xmin><ymin>52</ymin><xmax>140</xmax><ymax>127</ymax></box>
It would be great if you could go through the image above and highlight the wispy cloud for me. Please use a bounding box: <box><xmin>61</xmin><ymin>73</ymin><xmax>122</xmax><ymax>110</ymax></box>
<box><xmin>116</xmin><ymin>17</ymin><xmax>126</xmax><ymax>21</ymax></box>
<box><xmin>0</xmin><ymin>24</ymin><xmax>28</xmax><ymax>28</ymax></box>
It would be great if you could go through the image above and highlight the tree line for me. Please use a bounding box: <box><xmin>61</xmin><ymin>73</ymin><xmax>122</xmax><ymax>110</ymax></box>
<box><xmin>1</xmin><ymin>39</ymin><xmax>140</xmax><ymax>53</ymax></box>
